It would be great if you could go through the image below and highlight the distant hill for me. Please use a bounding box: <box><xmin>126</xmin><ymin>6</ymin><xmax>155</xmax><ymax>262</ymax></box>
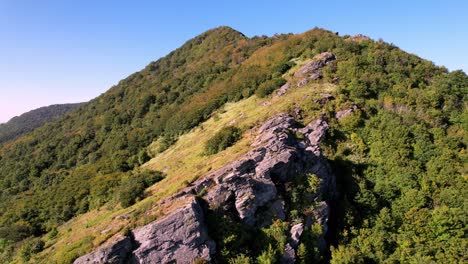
<box><xmin>0</xmin><ymin>103</ymin><xmax>83</xmax><ymax>144</ymax></box>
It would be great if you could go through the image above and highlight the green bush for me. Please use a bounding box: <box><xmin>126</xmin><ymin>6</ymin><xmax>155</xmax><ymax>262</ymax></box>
<box><xmin>204</xmin><ymin>126</ymin><xmax>242</xmax><ymax>155</ymax></box>
<box><xmin>117</xmin><ymin>170</ymin><xmax>164</xmax><ymax>207</ymax></box>
<box><xmin>255</xmin><ymin>78</ymin><xmax>287</xmax><ymax>98</ymax></box>
<box><xmin>20</xmin><ymin>238</ymin><xmax>44</xmax><ymax>261</ymax></box>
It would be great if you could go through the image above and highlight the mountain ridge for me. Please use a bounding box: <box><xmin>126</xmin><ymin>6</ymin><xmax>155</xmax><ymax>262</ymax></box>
<box><xmin>0</xmin><ymin>26</ymin><xmax>465</xmax><ymax>263</ymax></box>
<box><xmin>0</xmin><ymin>103</ymin><xmax>84</xmax><ymax>145</ymax></box>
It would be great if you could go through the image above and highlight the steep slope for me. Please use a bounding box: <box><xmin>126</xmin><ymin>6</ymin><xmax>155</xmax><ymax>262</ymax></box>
<box><xmin>0</xmin><ymin>103</ymin><xmax>83</xmax><ymax>144</ymax></box>
<box><xmin>75</xmin><ymin>113</ymin><xmax>335</xmax><ymax>264</ymax></box>
<box><xmin>0</xmin><ymin>26</ymin><xmax>466</xmax><ymax>263</ymax></box>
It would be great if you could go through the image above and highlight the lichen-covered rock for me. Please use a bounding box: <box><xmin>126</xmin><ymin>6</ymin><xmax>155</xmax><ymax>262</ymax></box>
<box><xmin>131</xmin><ymin>199</ymin><xmax>215</xmax><ymax>264</ymax></box>
<box><xmin>297</xmin><ymin>78</ymin><xmax>309</xmax><ymax>87</ymax></box>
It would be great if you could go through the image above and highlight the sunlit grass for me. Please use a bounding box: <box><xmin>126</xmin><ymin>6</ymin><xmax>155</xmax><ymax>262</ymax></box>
<box><xmin>33</xmin><ymin>81</ymin><xmax>336</xmax><ymax>263</ymax></box>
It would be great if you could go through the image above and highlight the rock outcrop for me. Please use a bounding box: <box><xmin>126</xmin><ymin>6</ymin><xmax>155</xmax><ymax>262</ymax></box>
<box><xmin>189</xmin><ymin>114</ymin><xmax>334</xmax><ymax>228</ymax></box>
<box><xmin>347</xmin><ymin>34</ymin><xmax>371</xmax><ymax>42</ymax></box>
<box><xmin>75</xmin><ymin>113</ymin><xmax>336</xmax><ymax>263</ymax></box>
<box><xmin>75</xmin><ymin>199</ymin><xmax>215</xmax><ymax>264</ymax></box>
<box><xmin>276</xmin><ymin>82</ymin><xmax>291</xmax><ymax>97</ymax></box>
<box><xmin>295</xmin><ymin>52</ymin><xmax>336</xmax><ymax>86</ymax></box>
<box><xmin>131</xmin><ymin>199</ymin><xmax>215</xmax><ymax>263</ymax></box>
<box><xmin>335</xmin><ymin>105</ymin><xmax>358</xmax><ymax>120</ymax></box>
<box><xmin>74</xmin><ymin>236</ymin><xmax>133</xmax><ymax>264</ymax></box>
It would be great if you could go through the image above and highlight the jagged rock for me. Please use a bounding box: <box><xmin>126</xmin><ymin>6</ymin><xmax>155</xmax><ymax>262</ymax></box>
<box><xmin>74</xmin><ymin>236</ymin><xmax>133</xmax><ymax>264</ymax></box>
<box><xmin>75</xmin><ymin>113</ymin><xmax>336</xmax><ymax>263</ymax></box>
<box><xmin>335</xmin><ymin>105</ymin><xmax>358</xmax><ymax>120</ymax></box>
<box><xmin>74</xmin><ymin>199</ymin><xmax>215</xmax><ymax>264</ymax></box>
<box><xmin>276</xmin><ymin>82</ymin><xmax>291</xmax><ymax>96</ymax></box>
<box><xmin>294</xmin><ymin>52</ymin><xmax>336</xmax><ymax>85</ymax></box>
<box><xmin>132</xmin><ymin>199</ymin><xmax>215</xmax><ymax>264</ymax></box>
<box><xmin>299</xmin><ymin>116</ymin><xmax>329</xmax><ymax>147</ymax></box>
<box><xmin>194</xmin><ymin>113</ymin><xmax>334</xmax><ymax>228</ymax></box>
<box><xmin>290</xmin><ymin>223</ymin><xmax>304</xmax><ymax>248</ymax></box>
<box><xmin>281</xmin><ymin>243</ymin><xmax>296</xmax><ymax>264</ymax></box>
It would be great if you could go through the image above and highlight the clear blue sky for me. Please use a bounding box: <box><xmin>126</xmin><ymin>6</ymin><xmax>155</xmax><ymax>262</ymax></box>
<box><xmin>1</xmin><ymin>0</ymin><xmax>467</xmax><ymax>123</ymax></box>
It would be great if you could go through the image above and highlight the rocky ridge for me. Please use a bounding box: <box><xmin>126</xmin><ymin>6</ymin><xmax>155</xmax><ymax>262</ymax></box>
<box><xmin>75</xmin><ymin>113</ymin><xmax>336</xmax><ymax>264</ymax></box>
<box><xmin>294</xmin><ymin>52</ymin><xmax>336</xmax><ymax>87</ymax></box>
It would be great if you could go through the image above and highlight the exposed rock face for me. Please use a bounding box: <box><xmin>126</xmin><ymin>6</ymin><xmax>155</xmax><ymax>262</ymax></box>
<box><xmin>74</xmin><ymin>199</ymin><xmax>215</xmax><ymax>264</ymax></box>
<box><xmin>190</xmin><ymin>114</ymin><xmax>334</xmax><ymax>229</ymax></box>
<box><xmin>295</xmin><ymin>52</ymin><xmax>336</xmax><ymax>86</ymax></box>
<box><xmin>75</xmin><ymin>113</ymin><xmax>336</xmax><ymax>263</ymax></box>
<box><xmin>131</xmin><ymin>199</ymin><xmax>215</xmax><ymax>263</ymax></box>
<box><xmin>290</xmin><ymin>223</ymin><xmax>304</xmax><ymax>248</ymax></box>
<box><xmin>74</xmin><ymin>236</ymin><xmax>133</xmax><ymax>264</ymax></box>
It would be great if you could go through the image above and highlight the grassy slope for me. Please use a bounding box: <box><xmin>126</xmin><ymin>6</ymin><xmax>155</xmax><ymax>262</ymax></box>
<box><xmin>28</xmin><ymin>76</ymin><xmax>336</xmax><ymax>263</ymax></box>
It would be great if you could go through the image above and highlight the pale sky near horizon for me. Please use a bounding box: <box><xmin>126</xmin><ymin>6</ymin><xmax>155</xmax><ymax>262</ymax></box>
<box><xmin>0</xmin><ymin>0</ymin><xmax>467</xmax><ymax>123</ymax></box>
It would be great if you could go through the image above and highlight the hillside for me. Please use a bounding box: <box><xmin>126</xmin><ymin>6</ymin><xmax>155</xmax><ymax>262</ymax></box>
<box><xmin>0</xmin><ymin>103</ymin><xmax>83</xmax><ymax>144</ymax></box>
<box><xmin>0</xmin><ymin>26</ymin><xmax>466</xmax><ymax>263</ymax></box>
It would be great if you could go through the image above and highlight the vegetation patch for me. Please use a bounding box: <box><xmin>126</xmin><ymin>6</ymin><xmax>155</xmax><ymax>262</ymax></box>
<box><xmin>204</xmin><ymin>126</ymin><xmax>242</xmax><ymax>155</ymax></box>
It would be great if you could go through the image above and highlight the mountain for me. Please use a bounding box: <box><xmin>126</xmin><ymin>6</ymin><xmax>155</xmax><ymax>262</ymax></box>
<box><xmin>0</xmin><ymin>26</ymin><xmax>466</xmax><ymax>263</ymax></box>
<box><xmin>0</xmin><ymin>103</ymin><xmax>84</xmax><ymax>145</ymax></box>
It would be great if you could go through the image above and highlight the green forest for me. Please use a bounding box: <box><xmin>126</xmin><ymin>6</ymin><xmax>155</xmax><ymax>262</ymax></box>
<box><xmin>0</xmin><ymin>27</ymin><xmax>466</xmax><ymax>263</ymax></box>
<box><xmin>0</xmin><ymin>103</ymin><xmax>83</xmax><ymax>145</ymax></box>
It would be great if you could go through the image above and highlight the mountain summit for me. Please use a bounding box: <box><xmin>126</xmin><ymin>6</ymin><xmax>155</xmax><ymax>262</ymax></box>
<box><xmin>0</xmin><ymin>27</ymin><xmax>466</xmax><ymax>263</ymax></box>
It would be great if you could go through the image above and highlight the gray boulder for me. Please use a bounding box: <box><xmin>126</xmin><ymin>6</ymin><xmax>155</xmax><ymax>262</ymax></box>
<box><xmin>74</xmin><ymin>236</ymin><xmax>133</xmax><ymax>264</ymax></box>
<box><xmin>74</xmin><ymin>199</ymin><xmax>215</xmax><ymax>264</ymax></box>
<box><xmin>131</xmin><ymin>199</ymin><xmax>215</xmax><ymax>264</ymax></box>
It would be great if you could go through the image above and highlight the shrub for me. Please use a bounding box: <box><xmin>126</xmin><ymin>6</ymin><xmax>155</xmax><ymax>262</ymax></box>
<box><xmin>20</xmin><ymin>238</ymin><xmax>44</xmax><ymax>261</ymax></box>
<box><xmin>204</xmin><ymin>126</ymin><xmax>242</xmax><ymax>155</ymax></box>
<box><xmin>118</xmin><ymin>177</ymin><xmax>145</xmax><ymax>208</ymax></box>
<box><xmin>137</xmin><ymin>149</ymin><xmax>151</xmax><ymax>165</ymax></box>
<box><xmin>229</xmin><ymin>254</ymin><xmax>252</xmax><ymax>264</ymax></box>
<box><xmin>117</xmin><ymin>170</ymin><xmax>164</xmax><ymax>207</ymax></box>
<box><xmin>255</xmin><ymin>78</ymin><xmax>287</xmax><ymax>98</ymax></box>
